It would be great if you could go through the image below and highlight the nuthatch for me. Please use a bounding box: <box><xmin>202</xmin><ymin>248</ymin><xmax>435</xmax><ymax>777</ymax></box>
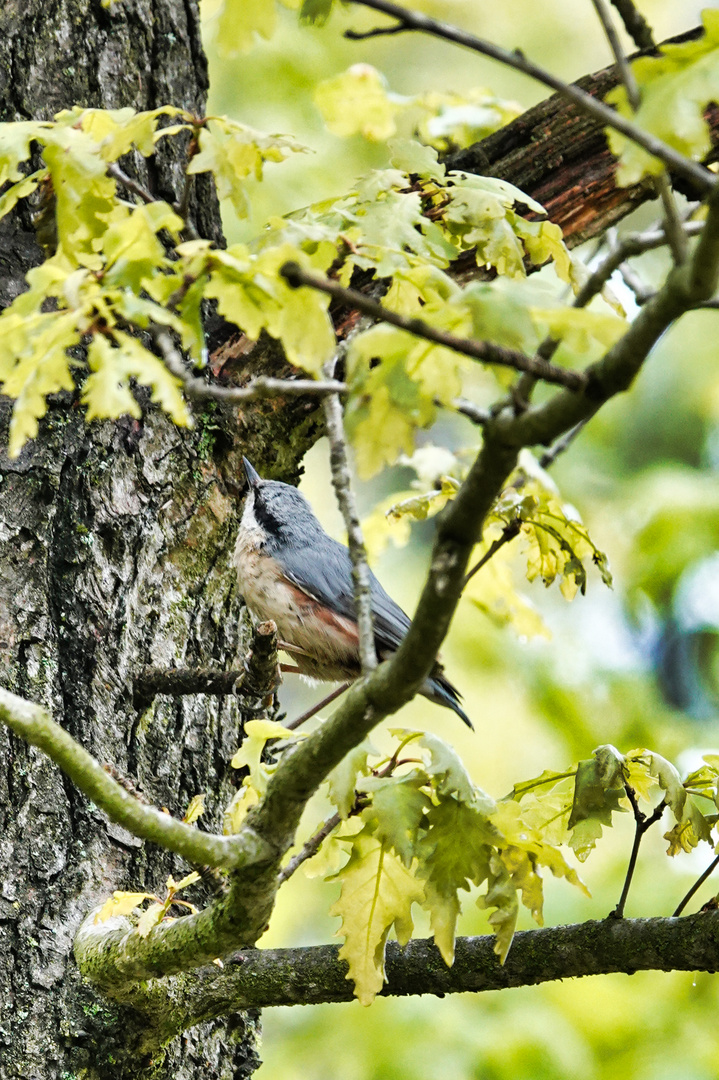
<box><xmin>233</xmin><ymin>458</ymin><xmax>472</xmax><ymax>728</ymax></box>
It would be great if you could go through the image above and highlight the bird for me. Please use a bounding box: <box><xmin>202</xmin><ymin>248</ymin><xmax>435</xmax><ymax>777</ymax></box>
<box><xmin>233</xmin><ymin>457</ymin><xmax>472</xmax><ymax>728</ymax></box>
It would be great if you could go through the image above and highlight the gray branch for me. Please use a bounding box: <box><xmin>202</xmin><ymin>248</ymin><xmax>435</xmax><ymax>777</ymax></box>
<box><xmin>322</xmin><ymin>381</ymin><xmax>377</xmax><ymax>673</ymax></box>
<box><xmin>73</xmin><ymin>914</ymin><xmax>719</xmax><ymax>1051</ymax></box>
<box><xmin>281</xmin><ymin>263</ymin><xmax>585</xmax><ymax>390</ymax></box>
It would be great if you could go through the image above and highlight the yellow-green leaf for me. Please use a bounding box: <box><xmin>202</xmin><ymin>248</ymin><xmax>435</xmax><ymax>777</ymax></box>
<box><xmin>94</xmin><ymin>891</ymin><xmax>156</xmax><ymax>923</ymax></box>
<box><xmin>330</xmin><ymin>828</ymin><xmax>424</xmax><ymax>1005</ymax></box>
<box><xmin>315</xmin><ymin>65</ymin><xmax>399</xmax><ymax>141</ymax></box>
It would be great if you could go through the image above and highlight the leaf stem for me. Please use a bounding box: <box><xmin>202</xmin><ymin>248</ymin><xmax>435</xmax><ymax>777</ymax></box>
<box><xmin>463</xmin><ymin>519</ymin><xmax>522</xmax><ymax>586</ymax></box>
<box><xmin>611</xmin><ymin>786</ymin><xmax>666</xmax><ymax>918</ymax></box>
<box><xmin>672</xmin><ymin>853</ymin><xmax>719</xmax><ymax>917</ymax></box>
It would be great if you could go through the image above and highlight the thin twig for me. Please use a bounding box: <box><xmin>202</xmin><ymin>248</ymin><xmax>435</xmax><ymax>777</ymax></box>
<box><xmin>574</xmin><ymin>220</ymin><xmax>704</xmax><ymax>309</ymax></box>
<box><xmin>463</xmin><ymin>519</ymin><xmax>522</xmax><ymax>586</ymax></box>
<box><xmin>590</xmin><ymin>0</ymin><xmax>687</xmax><ymax>264</ymax></box>
<box><xmin>452</xmin><ymin>397</ymin><xmax>492</xmax><ymax>426</ymax></box>
<box><xmin>609</xmin><ymin>0</ymin><xmax>655</xmax><ymax>51</ymax></box>
<box><xmin>281</xmin><ymin>263</ymin><xmax>586</xmax><ymax>391</ymax></box>
<box><xmin>284</xmin><ymin>683</ymin><xmax>352</xmax><ymax>731</ymax></box>
<box><xmin>618</xmin><ymin>259</ymin><xmax>654</xmax><ymax>304</ymax></box>
<box><xmin>175</xmin><ymin>132</ymin><xmax>200</xmax><ymax>225</ymax></box>
<box><xmin>277</xmin><ymin>812</ymin><xmax>342</xmax><ymax>884</ymax></box>
<box><xmin>591</xmin><ymin>0</ymin><xmax>640</xmax><ymax>106</ymax></box>
<box><xmin>346</xmin><ymin>21</ymin><xmax>405</xmax><ymax>38</ymax></box>
<box><xmin>655</xmin><ymin>173</ymin><xmax>688</xmax><ymax>264</ymax></box>
<box><xmin>538</xmin><ymin>419</ymin><xmax>590</xmax><ymax>468</ymax></box>
<box><xmin>344</xmin><ymin>0</ymin><xmax>716</xmax><ymax>196</ymax></box>
<box><xmin>611</xmin><ymin>787</ymin><xmax>666</xmax><ymax>918</ymax></box>
<box><xmin>673</xmin><ymin>853</ymin><xmax>719</xmax><ymax>917</ymax></box>
<box><xmin>107</xmin><ymin>162</ymin><xmax>157</xmax><ymax>205</ymax></box>
<box><xmin>152</xmin><ymin>329</ymin><xmax>346</xmax><ymax>403</ymax></box>
<box><xmin>322</xmin><ymin>365</ymin><xmax>377</xmax><ymax>673</ymax></box>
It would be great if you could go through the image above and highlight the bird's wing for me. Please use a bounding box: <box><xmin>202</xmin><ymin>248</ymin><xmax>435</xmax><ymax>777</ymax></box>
<box><xmin>278</xmin><ymin>536</ymin><xmax>411</xmax><ymax>655</ymax></box>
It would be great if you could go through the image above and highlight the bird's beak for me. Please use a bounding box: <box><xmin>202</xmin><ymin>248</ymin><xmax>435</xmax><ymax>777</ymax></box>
<box><xmin>243</xmin><ymin>457</ymin><xmax>261</xmax><ymax>490</ymax></box>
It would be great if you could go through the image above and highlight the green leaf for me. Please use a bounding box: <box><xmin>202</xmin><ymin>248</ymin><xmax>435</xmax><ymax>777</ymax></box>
<box><xmin>315</xmin><ymin>65</ymin><xmax>399</xmax><ymax>141</ymax></box>
<box><xmin>188</xmin><ymin>118</ymin><xmax>306</xmax><ymax>218</ymax></box>
<box><xmin>95</xmin><ymin>891</ymin><xmax>156</xmax><ymax>922</ymax></box>
<box><xmin>102</xmin><ymin>202</ymin><xmax>181</xmax><ymax>291</ymax></box>
<box><xmin>137</xmin><ymin>902</ymin><xmax>166</xmax><ymax>938</ymax></box>
<box><xmin>60</xmin><ymin>105</ymin><xmax>186</xmax><ymax>161</ymax></box>
<box><xmin>0</xmin><ymin>120</ymin><xmax>44</xmax><ymax>185</ymax></box>
<box><xmin>389</xmin><ymin>139</ymin><xmax>446</xmax><ymax>181</ymax></box>
<box><xmin>300</xmin><ymin>0</ymin><xmax>334</xmax><ymax>25</ymax></box>
<box><xmin>205</xmin><ymin>244</ymin><xmax>336</xmax><ymax>372</ymax></box>
<box><xmin>330</xmin><ymin>827</ymin><xmax>424</xmax><ymax>1005</ymax></box>
<box><xmin>417</xmin><ymin>731</ymin><xmax>493</xmax><ymax>809</ymax></box>
<box><xmin>606</xmin><ymin>11</ymin><xmax>719</xmax><ymax>184</ymax></box>
<box><xmin>362</xmin><ymin>775</ymin><xmax>431</xmax><ymax>867</ymax></box>
<box><xmin>214</xmin><ymin>0</ymin><xmax>278</xmax><ymax>55</ymax></box>
<box><xmin>416</xmin><ymin>797</ymin><xmax>497</xmax><ymax>964</ymax></box>
<box><xmin>3</xmin><ymin>311</ymin><xmax>78</xmax><ymax>458</ymax></box>
<box><xmin>477</xmin><ymin>853</ymin><xmax>518</xmax><ymax>963</ymax></box>
<box><xmin>327</xmin><ymin>740</ymin><xmax>375</xmax><ymax>819</ymax></box>
<box><xmin>0</xmin><ymin>169</ymin><xmax>45</xmax><ymax>221</ymax></box>
<box><xmin>230</xmin><ymin>718</ymin><xmax>302</xmax><ymax>794</ymax></box>
<box><xmin>82</xmin><ymin>329</ymin><xmax>191</xmax><ymax>428</ymax></box>
<box><xmin>567</xmin><ymin>746</ymin><xmax>626</xmax><ymax>860</ymax></box>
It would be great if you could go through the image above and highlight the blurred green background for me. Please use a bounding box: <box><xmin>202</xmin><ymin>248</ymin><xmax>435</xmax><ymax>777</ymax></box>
<box><xmin>200</xmin><ymin>2</ymin><xmax>719</xmax><ymax>1077</ymax></box>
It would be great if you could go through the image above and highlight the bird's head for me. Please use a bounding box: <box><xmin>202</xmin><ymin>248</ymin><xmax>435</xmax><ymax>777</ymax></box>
<box><xmin>240</xmin><ymin>457</ymin><xmax>320</xmax><ymax>551</ymax></box>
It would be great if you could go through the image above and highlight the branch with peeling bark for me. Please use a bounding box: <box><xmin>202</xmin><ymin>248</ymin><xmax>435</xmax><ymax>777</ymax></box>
<box><xmin>345</xmin><ymin>0</ymin><xmax>714</xmax><ymax>196</ymax></box>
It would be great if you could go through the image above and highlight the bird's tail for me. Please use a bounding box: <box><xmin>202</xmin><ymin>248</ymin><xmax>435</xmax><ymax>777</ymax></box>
<box><xmin>422</xmin><ymin>673</ymin><xmax>473</xmax><ymax>730</ymax></box>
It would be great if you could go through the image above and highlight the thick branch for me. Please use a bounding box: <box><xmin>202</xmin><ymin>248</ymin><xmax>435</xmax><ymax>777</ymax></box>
<box><xmin>75</xmin><ymin>915</ymin><xmax>719</xmax><ymax>1046</ymax></box>
<box><xmin>446</xmin><ymin>30</ymin><xmax>714</xmax><ymax>257</ymax></box>
<box><xmin>0</xmin><ymin>688</ymin><xmax>257</xmax><ymax>870</ymax></box>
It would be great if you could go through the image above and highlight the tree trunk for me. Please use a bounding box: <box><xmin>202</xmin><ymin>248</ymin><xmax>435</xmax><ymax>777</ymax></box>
<box><xmin>0</xmin><ymin>3</ymin><xmax>318</xmax><ymax>1076</ymax></box>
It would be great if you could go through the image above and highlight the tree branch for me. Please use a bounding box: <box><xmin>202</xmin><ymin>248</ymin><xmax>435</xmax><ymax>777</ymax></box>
<box><xmin>346</xmin><ymin>0</ymin><xmax>715</xmax><ymax>196</ymax></box>
<box><xmin>280</xmin><ymin>263</ymin><xmax>585</xmax><ymax>390</ymax></box>
<box><xmin>69</xmin><ymin>190</ymin><xmax>719</xmax><ymax>991</ymax></box>
<box><xmin>75</xmin><ymin>914</ymin><xmax>719</xmax><ymax>1049</ymax></box>
<box><xmin>154</xmin><ymin>328</ymin><xmax>346</xmax><ymax>403</ymax></box>
<box><xmin>0</xmin><ymin>688</ymin><xmax>257</xmax><ymax>870</ymax></box>
<box><xmin>609</xmin><ymin>0</ymin><xmax>655</xmax><ymax>51</ymax></box>
<box><xmin>590</xmin><ymin>0</ymin><xmax>687</xmax><ymax>264</ymax></box>
<box><xmin>321</xmin><ymin>365</ymin><xmax>377</xmax><ymax>673</ymax></box>
<box><xmin>133</xmin><ymin>621</ymin><xmax>279</xmax><ymax>709</ymax></box>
